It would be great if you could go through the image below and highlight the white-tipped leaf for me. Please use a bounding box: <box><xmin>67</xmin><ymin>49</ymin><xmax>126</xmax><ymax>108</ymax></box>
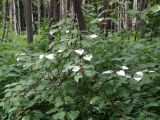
<box><xmin>83</xmin><ymin>54</ymin><xmax>92</xmax><ymax>61</ymax></box>
<box><xmin>39</xmin><ymin>55</ymin><xmax>45</xmax><ymax>60</ymax></box>
<box><xmin>57</xmin><ymin>49</ymin><xmax>63</xmax><ymax>53</ymax></box>
<box><xmin>121</xmin><ymin>66</ymin><xmax>129</xmax><ymax>70</ymax></box>
<box><xmin>133</xmin><ymin>71</ymin><xmax>143</xmax><ymax>81</ymax></box>
<box><xmin>89</xmin><ymin>34</ymin><xmax>97</xmax><ymax>39</ymax></box>
<box><xmin>72</xmin><ymin>66</ymin><xmax>81</xmax><ymax>72</ymax></box>
<box><xmin>116</xmin><ymin>70</ymin><xmax>125</xmax><ymax>76</ymax></box>
<box><xmin>65</xmin><ymin>30</ymin><xmax>70</xmax><ymax>34</ymax></box>
<box><xmin>75</xmin><ymin>49</ymin><xmax>84</xmax><ymax>55</ymax></box>
<box><xmin>103</xmin><ymin>70</ymin><xmax>113</xmax><ymax>74</ymax></box>
<box><xmin>98</xmin><ymin>18</ymin><xmax>104</xmax><ymax>22</ymax></box>
<box><xmin>45</xmin><ymin>54</ymin><xmax>54</xmax><ymax>60</ymax></box>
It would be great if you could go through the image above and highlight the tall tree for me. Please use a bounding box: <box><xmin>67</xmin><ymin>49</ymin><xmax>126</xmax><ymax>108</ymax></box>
<box><xmin>73</xmin><ymin>0</ymin><xmax>86</xmax><ymax>31</ymax></box>
<box><xmin>132</xmin><ymin>0</ymin><xmax>137</xmax><ymax>27</ymax></box>
<box><xmin>99</xmin><ymin>0</ymin><xmax>109</xmax><ymax>36</ymax></box>
<box><xmin>17</xmin><ymin>0</ymin><xmax>21</xmax><ymax>34</ymax></box>
<box><xmin>23</xmin><ymin>0</ymin><xmax>33</xmax><ymax>43</ymax></box>
<box><xmin>2</xmin><ymin>0</ymin><xmax>10</xmax><ymax>42</ymax></box>
<box><xmin>60</xmin><ymin>0</ymin><xmax>68</xmax><ymax>17</ymax></box>
<box><xmin>49</xmin><ymin>0</ymin><xmax>60</xmax><ymax>21</ymax></box>
<box><xmin>55</xmin><ymin>0</ymin><xmax>60</xmax><ymax>21</ymax></box>
<box><xmin>49</xmin><ymin>0</ymin><xmax>54</xmax><ymax>20</ymax></box>
<box><xmin>13</xmin><ymin>0</ymin><xmax>18</xmax><ymax>35</ymax></box>
<box><xmin>38</xmin><ymin>0</ymin><xmax>41</xmax><ymax>34</ymax></box>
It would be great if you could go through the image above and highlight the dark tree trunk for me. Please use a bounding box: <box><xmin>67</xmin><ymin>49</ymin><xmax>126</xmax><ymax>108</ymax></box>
<box><xmin>40</xmin><ymin>0</ymin><xmax>44</xmax><ymax>18</ymax></box>
<box><xmin>74</xmin><ymin>0</ymin><xmax>86</xmax><ymax>31</ymax></box>
<box><xmin>23</xmin><ymin>0</ymin><xmax>33</xmax><ymax>43</ymax></box>
<box><xmin>17</xmin><ymin>0</ymin><xmax>21</xmax><ymax>34</ymax></box>
<box><xmin>49</xmin><ymin>0</ymin><xmax>60</xmax><ymax>21</ymax></box>
<box><xmin>100</xmin><ymin>0</ymin><xmax>109</xmax><ymax>36</ymax></box>
<box><xmin>67</xmin><ymin>0</ymin><xmax>70</xmax><ymax>11</ymax></box>
<box><xmin>49</xmin><ymin>0</ymin><xmax>54</xmax><ymax>19</ymax></box>
<box><xmin>18</xmin><ymin>1</ymin><xmax>26</xmax><ymax>31</ymax></box>
<box><xmin>55</xmin><ymin>0</ymin><xmax>60</xmax><ymax>21</ymax></box>
<box><xmin>2</xmin><ymin>0</ymin><xmax>9</xmax><ymax>42</ymax></box>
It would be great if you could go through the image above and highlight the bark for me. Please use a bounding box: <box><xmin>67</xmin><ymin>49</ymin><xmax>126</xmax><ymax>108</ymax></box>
<box><xmin>117</xmin><ymin>1</ymin><xmax>129</xmax><ymax>30</ymax></box>
<box><xmin>40</xmin><ymin>0</ymin><xmax>45</xmax><ymax>18</ymax></box>
<box><xmin>17</xmin><ymin>0</ymin><xmax>21</xmax><ymax>34</ymax></box>
<box><xmin>55</xmin><ymin>0</ymin><xmax>60</xmax><ymax>21</ymax></box>
<box><xmin>45</xmin><ymin>1</ymin><xmax>49</xmax><ymax>18</ymax></box>
<box><xmin>2</xmin><ymin>0</ymin><xmax>10</xmax><ymax>42</ymax></box>
<box><xmin>49</xmin><ymin>0</ymin><xmax>60</xmax><ymax>21</ymax></box>
<box><xmin>70</xmin><ymin>0</ymin><xmax>74</xmax><ymax>18</ymax></box>
<box><xmin>38</xmin><ymin>0</ymin><xmax>41</xmax><ymax>34</ymax></box>
<box><xmin>15</xmin><ymin>1</ymin><xmax>25</xmax><ymax>31</ymax></box>
<box><xmin>49</xmin><ymin>0</ymin><xmax>54</xmax><ymax>19</ymax></box>
<box><xmin>132</xmin><ymin>0</ymin><xmax>137</xmax><ymax>27</ymax></box>
<box><xmin>73</xmin><ymin>0</ymin><xmax>86</xmax><ymax>31</ymax></box>
<box><xmin>100</xmin><ymin>0</ymin><xmax>109</xmax><ymax>36</ymax></box>
<box><xmin>9</xmin><ymin>1</ymin><xmax>13</xmax><ymax>24</ymax></box>
<box><xmin>60</xmin><ymin>0</ymin><xmax>68</xmax><ymax>17</ymax></box>
<box><xmin>124</xmin><ymin>1</ymin><xmax>128</xmax><ymax>29</ymax></box>
<box><xmin>23</xmin><ymin>0</ymin><xmax>33</xmax><ymax>43</ymax></box>
<box><xmin>44</xmin><ymin>1</ymin><xmax>47</xmax><ymax>18</ymax></box>
<box><xmin>67</xmin><ymin>0</ymin><xmax>70</xmax><ymax>11</ymax></box>
<box><xmin>13</xmin><ymin>0</ymin><xmax>18</xmax><ymax>35</ymax></box>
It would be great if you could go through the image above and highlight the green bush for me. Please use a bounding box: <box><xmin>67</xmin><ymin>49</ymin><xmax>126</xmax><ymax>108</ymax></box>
<box><xmin>0</xmin><ymin>29</ymin><xmax>160</xmax><ymax>119</ymax></box>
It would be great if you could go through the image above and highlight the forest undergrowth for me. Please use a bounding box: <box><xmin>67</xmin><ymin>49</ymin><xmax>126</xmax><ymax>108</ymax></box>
<box><xmin>0</xmin><ymin>2</ymin><xmax>160</xmax><ymax>120</ymax></box>
<box><xmin>0</xmin><ymin>22</ymin><xmax>160</xmax><ymax>119</ymax></box>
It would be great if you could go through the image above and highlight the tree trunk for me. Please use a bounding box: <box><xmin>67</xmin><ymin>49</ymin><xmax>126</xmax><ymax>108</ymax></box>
<box><xmin>132</xmin><ymin>0</ymin><xmax>137</xmax><ymax>27</ymax></box>
<box><xmin>55</xmin><ymin>0</ymin><xmax>60</xmax><ymax>21</ymax></box>
<box><xmin>60</xmin><ymin>0</ymin><xmax>68</xmax><ymax>17</ymax></box>
<box><xmin>13</xmin><ymin>0</ymin><xmax>18</xmax><ymax>35</ymax></box>
<box><xmin>9</xmin><ymin>1</ymin><xmax>13</xmax><ymax>24</ymax></box>
<box><xmin>17</xmin><ymin>0</ymin><xmax>21</xmax><ymax>34</ymax></box>
<box><xmin>49</xmin><ymin>0</ymin><xmax>60</xmax><ymax>21</ymax></box>
<box><xmin>38</xmin><ymin>0</ymin><xmax>41</xmax><ymax>34</ymax></box>
<box><xmin>2</xmin><ymin>0</ymin><xmax>10</xmax><ymax>42</ymax></box>
<box><xmin>73</xmin><ymin>0</ymin><xmax>86</xmax><ymax>31</ymax></box>
<box><xmin>49</xmin><ymin>0</ymin><xmax>54</xmax><ymax>20</ymax></box>
<box><xmin>23</xmin><ymin>0</ymin><xmax>33</xmax><ymax>43</ymax></box>
<box><xmin>100</xmin><ymin>0</ymin><xmax>109</xmax><ymax>36</ymax></box>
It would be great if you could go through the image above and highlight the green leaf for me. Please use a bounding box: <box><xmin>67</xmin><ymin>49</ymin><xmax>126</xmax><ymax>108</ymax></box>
<box><xmin>90</xmin><ymin>18</ymin><xmax>98</xmax><ymax>24</ymax></box>
<box><xmin>104</xmin><ymin>84</ymin><xmax>114</xmax><ymax>94</ymax></box>
<box><xmin>116</xmin><ymin>87</ymin><xmax>129</xmax><ymax>97</ymax></box>
<box><xmin>53</xmin><ymin>111</ymin><xmax>66</xmax><ymax>120</ymax></box>
<box><xmin>5</xmin><ymin>92</ymin><xmax>12</xmax><ymax>97</ymax></box>
<box><xmin>127</xmin><ymin>9</ymin><xmax>139</xmax><ymax>16</ymax></box>
<box><xmin>0</xmin><ymin>69</ymin><xmax>2</xmax><ymax>76</ymax></box>
<box><xmin>67</xmin><ymin>111</ymin><xmax>80</xmax><ymax>120</ymax></box>
<box><xmin>122</xmin><ymin>104</ymin><xmax>133</xmax><ymax>114</ymax></box>
<box><xmin>84</xmin><ymin>70</ymin><xmax>96</xmax><ymax>77</ymax></box>
<box><xmin>144</xmin><ymin>103</ymin><xmax>159</xmax><ymax>108</ymax></box>
<box><xmin>8</xmin><ymin>107</ymin><xmax>17</xmax><ymax>113</ymax></box>
<box><xmin>47</xmin><ymin>108</ymin><xmax>58</xmax><ymax>114</ymax></box>
<box><xmin>22</xmin><ymin>116</ymin><xmax>31</xmax><ymax>120</ymax></box>
<box><xmin>34</xmin><ymin>111</ymin><xmax>44</xmax><ymax>119</ymax></box>
<box><xmin>81</xmin><ymin>40</ymin><xmax>93</xmax><ymax>47</ymax></box>
<box><xmin>150</xmin><ymin>5</ymin><xmax>160</xmax><ymax>13</ymax></box>
<box><xmin>38</xmin><ymin>39</ymin><xmax>49</xmax><ymax>52</ymax></box>
<box><xmin>7</xmin><ymin>73</ymin><xmax>18</xmax><ymax>77</ymax></box>
<box><xmin>74</xmin><ymin>73</ymin><xmax>83</xmax><ymax>83</ymax></box>
<box><xmin>55</xmin><ymin>97</ymin><xmax>63</xmax><ymax>108</ymax></box>
<box><xmin>49</xmin><ymin>29</ymin><xmax>59</xmax><ymax>34</ymax></box>
<box><xmin>90</xmin><ymin>96</ymin><xmax>100</xmax><ymax>104</ymax></box>
<box><xmin>64</xmin><ymin>96</ymin><xmax>74</xmax><ymax>104</ymax></box>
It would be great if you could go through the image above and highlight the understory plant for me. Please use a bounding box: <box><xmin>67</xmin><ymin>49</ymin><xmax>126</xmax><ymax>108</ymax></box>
<box><xmin>0</xmin><ymin>26</ymin><xmax>160</xmax><ymax>120</ymax></box>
